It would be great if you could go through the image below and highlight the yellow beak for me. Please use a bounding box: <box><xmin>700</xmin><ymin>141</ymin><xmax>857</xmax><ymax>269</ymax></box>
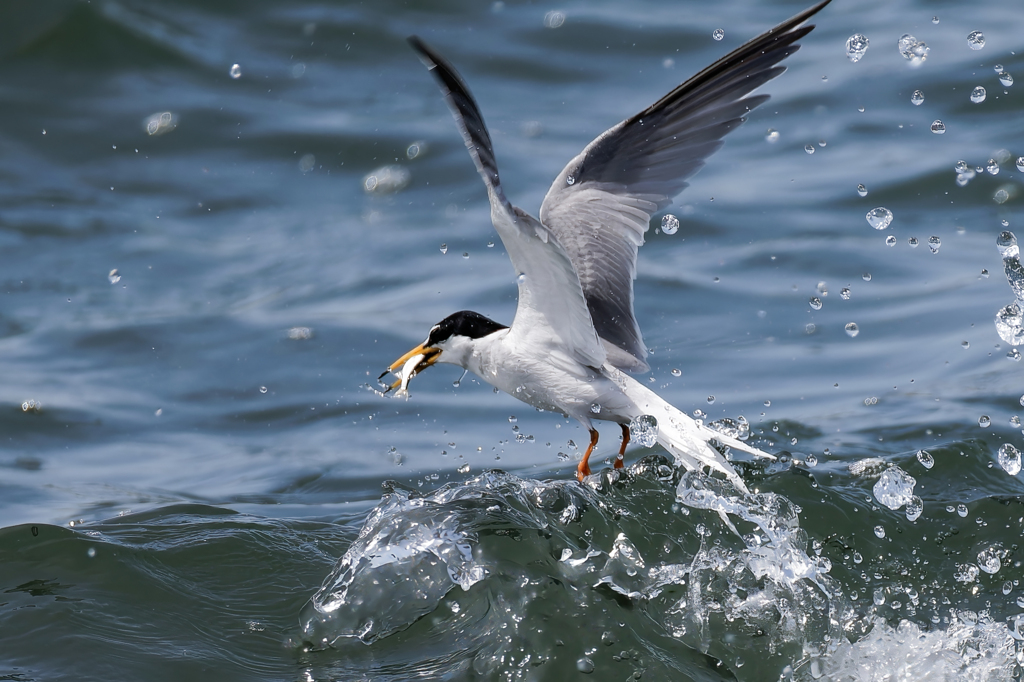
<box><xmin>378</xmin><ymin>344</ymin><xmax>442</xmax><ymax>393</ymax></box>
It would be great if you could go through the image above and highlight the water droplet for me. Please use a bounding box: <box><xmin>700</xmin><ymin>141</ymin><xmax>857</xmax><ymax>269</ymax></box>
<box><xmin>1017</xmin><ymin>157</ymin><xmax>1024</xmax><ymax>172</ymax></box>
<box><xmin>995</xmin><ymin>189</ymin><xmax>1010</xmax><ymax>205</ymax></box>
<box><xmin>930</xmin><ymin>120</ymin><xmax>945</xmax><ymax>134</ymax></box>
<box><xmin>670</xmin><ymin>368</ymin><xmax>681</xmax><ymax>377</ymax></box>
<box><xmin>979</xmin><ymin>414</ymin><xmax>991</xmax><ymax>427</ymax></box>
<box><xmin>898</xmin><ymin>34</ymin><xmax>916</xmax><ymax>59</ymax></box>
<box><xmin>917</xmin><ymin>449</ymin><xmax>935</xmax><ymax>469</ymax></box>
<box><xmin>845</xmin><ymin>322</ymin><xmax>860</xmax><ymax>337</ymax></box>
<box><xmin>999</xmin><ymin>443</ymin><xmax>1022</xmax><ymax>475</ymax></box>
<box><xmin>299</xmin><ymin>153</ymin><xmax>316</xmax><ymax>173</ymax></box>
<box><xmin>406</xmin><ymin>141</ymin><xmax>424</xmax><ymax>159</ymax></box>
<box><xmin>906</xmin><ymin>496</ymin><xmax>924</xmax><ymax>521</ymax></box>
<box><xmin>955</xmin><ymin>160</ymin><xmax>969</xmax><ymax>174</ymax></box>
<box><xmin>999</xmin><ymin>73</ymin><xmax>1014</xmax><ymax>87</ymax></box>
<box><xmin>997</xmin><ymin>231</ymin><xmax>1018</xmax><ymax>258</ymax></box>
<box><xmin>978</xmin><ymin>546</ymin><xmax>1002</xmax><ymax>574</ymax></box>
<box><xmin>866</xmin><ymin>207</ymin><xmax>893</xmax><ymax>230</ymax></box>
<box><xmin>629</xmin><ymin>414</ymin><xmax>658</xmax><ymax>448</ymax></box>
<box><xmin>440</xmin><ymin>243</ymin><xmax>448</xmax><ymax>254</ymax></box>
<box><xmin>1020</xmin><ymin>395</ymin><xmax>1024</xmax><ymax>407</ymax></box>
<box><xmin>932</xmin><ymin>16</ymin><xmax>939</xmax><ymax>24</ymax></box>
<box><xmin>229</xmin><ymin>63</ymin><xmax>242</xmax><ymax>79</ymax></box>
<box><xmin>543</xmin><ymin>10</ymin><xmax>565</xmax><ymax>29</ymax></box>
<box><xmin>576</xmin><ymin>657</ymin><xmax>595</xmax><ymax>674</ymax></box>
<box><xmin>765</xmin><ymin>128</ymin><xmax>780</xmax><ymax>143</ymax></box>
<box><xmin>809</xmin><ymin>296</ymin><xmax>823</xmax><ymax>310</ymax></box>
<box><xmin>846</xmin><ymin>34</ymin><xmax>869</xmax><ymax>62</ymax></box>
<box><xmin>661</xmin><ymin>214</ymin><xmax>679</xmax><ymax>235</ymax></box>
<box><xmin>259</xmin><ymin>386</ymin><xmax>268</xmax><ymax>394</ymax></box>
<box><xmin>108</xmin><ymin>269</ymin><xmax>121</xmax><ymax>284</ymax></box>
<box><xmin>996</xmin><ymin>303</ymin><xmax>1024</xmax><ymax>346</ymax></box>
<box><xmin>764</xmin><ymin>400</ymin><xmax>771</xmax><ymax>407</ymax></box>
<box><xmin>841</xmin><ymin>287</ymin><xmax>851</xmax><ymax>300</ymax></box>
<box><xmin>1008</xmin><ymin>348</ymin><xmax>1020</xmax><ymax>361</ymax></box>
<box><xmin>898</xmin><ymin>34</ymin><xmax>929</xmax><ymax>62</ymax></box>
<box><xmin>971</xmin><ymin>86</ymin><xmax>987</xmax><ymax>103</ymax></box>
<box><xmin>856</xmin><ymin>184</ymin><xmax>868</xmax><ymax>197</ymax></box>
<box><xmin>706</xmin><ymin>396</ymin><xmax>715</xmax><ymax>404</ymax></box>
<box><xmin>1003</xmin><ymin>581</ymin><xmax>1014</xmax><ymax>596</ymax></box>
<box><xmin>873</xmin><ymin>525</ymin><xmax>885</xmax><ymax>538</ymax></box>
<box><xmin>457</xmin><ymin>463</ymin><xmax>471</xmax><ymax>474</ymax></box>
<box><xmin>804</xmin><ymin>144</ymin><xmax>815</xmax><ymax>154</ymax></box>
<box><xmin>462</xmin><ymin>252</ymin><xmax>469</xmax><ymax>259</ymax></box>
<box><xmin>908</xmin><ymin>237</ymin><xmax>919</xmax><ymax>248</ymax></box>
<box><xmin>712</xmin><ymin>28</ymin><xmax>724</xmax><ymax>41</ymax></box>
<box><xmin>885</xmin><ymin>235</ymin><xmax>897</xmax><ymax>246</ymax></box>
<box><xmin>517</xmin><ymin>273</ymin><xmax>527</xmax><ymax>285</ymax></box>
<box><xmin>566</xmin><ymin>174</ymin><xmax>575</xmax><ymax>186</ymax></box>
<box><xmin>862</xmin><ymin>273</ymin><xmax>872</xmax><ymax>281</ymax></box>
<box><xmin>987</xmin><ymin>159</ymin><xmax>999</xmax><ymax>175</ymax></box>
<box><xmin>590</xmin><ymin>404</ymin><xmax>601</xmax><ymax>414</ymax></box>
<box><xmin>911</xmin><ymin>90</ymin><xmax>925</xmax><ymax>106</ymax></box>
<box><xmin>363</xmin><ymin>165</ymin><xmax>410</xmax><ymax>194</ymax></box>
<box><xmin>967</xmin><ymin>30</ymin><xmax>985</xmax><ymax>50</ymax></box>
<box><xmin>927</xmin><ymin>236</ymin><xmax>941</xmax><ymax>253</ymax></box>
<box><xmin>957</xmin><ymin>503</ymin><xmax>969</xmax><ymax>517</ymax></box>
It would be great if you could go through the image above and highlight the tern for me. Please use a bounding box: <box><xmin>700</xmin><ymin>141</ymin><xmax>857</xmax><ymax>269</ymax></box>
<box><xmin>381</xmin><ymin>1</ymin><xmax>830</xmax><ymax>489</ymax></box>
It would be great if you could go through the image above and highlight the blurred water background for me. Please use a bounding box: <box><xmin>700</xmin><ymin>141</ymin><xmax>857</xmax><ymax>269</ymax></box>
<box><xmin>2</xmin><ymin>0</ymin><xmax>1024</xmax><ymax>679</ymax></box>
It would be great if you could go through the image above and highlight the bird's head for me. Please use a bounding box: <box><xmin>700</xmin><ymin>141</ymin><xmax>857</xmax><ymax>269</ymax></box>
<box><xmin>379</xmin><ymin>310</ymin><xmax>508</xmax><ymax>396</ymax></box>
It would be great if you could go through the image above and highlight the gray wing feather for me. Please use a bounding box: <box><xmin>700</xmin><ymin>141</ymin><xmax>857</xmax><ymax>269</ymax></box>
<box><xmin>540</xmin><ymin>0</ymin><xmax>830</xmax><ymax>372</ymax></box>
<box><xmin>408</xmin><ymin>37</ymin><xmax>607</xmax><ymax>370</ymax></box>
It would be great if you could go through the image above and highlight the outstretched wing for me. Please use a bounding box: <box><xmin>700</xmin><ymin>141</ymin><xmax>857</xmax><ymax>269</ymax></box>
<box><xmin>539</xmin><ymin>0</ymin><xmax>831</xmax><ymax>372</ymax></box>
<box><xmin>408</xmin><ymin>37</ymin><xmax>607</xmax><ymax>370</ymax></box>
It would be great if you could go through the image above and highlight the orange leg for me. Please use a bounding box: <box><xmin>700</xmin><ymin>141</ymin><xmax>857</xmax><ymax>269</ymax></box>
<box><xmin>576</xmin><ymin>429</ymin><xmax>600</xmax><ymax>481</ymax></box>
<box><xmin>614</xmin><ymin>423</ymin><xmax>630</xmax><ymax>469</ymax></box>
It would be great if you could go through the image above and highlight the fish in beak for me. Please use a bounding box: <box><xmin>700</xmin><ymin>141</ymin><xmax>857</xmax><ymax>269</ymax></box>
<box><xmin>378</xmin><ymin>345</ymin><xmax>442</xmax><ymax>397</ymax></box>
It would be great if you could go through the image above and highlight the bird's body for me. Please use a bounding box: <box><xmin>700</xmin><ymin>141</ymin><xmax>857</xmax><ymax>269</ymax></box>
<box><xmin>383</xmin><ymin>1</ymin><xmax>831</xmax><ymax>489</ymax></box>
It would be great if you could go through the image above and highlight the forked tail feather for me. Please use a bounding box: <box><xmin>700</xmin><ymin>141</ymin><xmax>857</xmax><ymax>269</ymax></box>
<box><xmin>606</xmin><ymin>367</ymin><xmax>774</xmax><ymax>495</ymax></box>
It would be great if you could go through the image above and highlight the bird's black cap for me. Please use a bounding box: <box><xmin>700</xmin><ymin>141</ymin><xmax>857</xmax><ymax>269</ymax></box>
<box><xmin>426</xmin><ymin>311</ymin><xmax>507</xmax><ymax>346</ymax></box>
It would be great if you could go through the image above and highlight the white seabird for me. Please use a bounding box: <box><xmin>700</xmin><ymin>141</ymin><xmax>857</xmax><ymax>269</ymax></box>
<box><xmin>381</xmin><ymin>0</ymin><xmax>831</xmax><ymax>490</ymax></box>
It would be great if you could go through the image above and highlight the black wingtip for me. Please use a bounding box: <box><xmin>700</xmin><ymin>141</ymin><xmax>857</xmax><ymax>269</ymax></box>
<box><xmin>407</xmin><ymin>35</ymin><xmax>438</xmax><ymax>70</ymax></box>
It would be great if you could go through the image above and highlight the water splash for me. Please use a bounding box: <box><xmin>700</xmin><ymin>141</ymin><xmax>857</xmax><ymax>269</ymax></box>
<box><xmin>995</xmin><ymin>231</ymin><xmax>1024</xmax><ymax>344</ymax></box>
<box><xmin>629</xmin><ymin>414</ymin><xmax>658</xmax><ymax>447</ymax></box>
